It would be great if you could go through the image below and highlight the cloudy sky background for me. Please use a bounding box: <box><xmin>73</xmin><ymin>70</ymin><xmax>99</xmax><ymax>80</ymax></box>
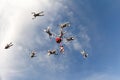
<box><xmin>0</xmin><ymin>0</ymin><xmax>120</xmax><ymax>80</ymax></box>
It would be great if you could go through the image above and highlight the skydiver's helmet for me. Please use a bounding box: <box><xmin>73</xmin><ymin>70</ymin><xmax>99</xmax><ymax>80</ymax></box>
<box><xmin>56</xmin><ymin>37</ymin><xmax>62</xmax><ymax>43</ymax></box>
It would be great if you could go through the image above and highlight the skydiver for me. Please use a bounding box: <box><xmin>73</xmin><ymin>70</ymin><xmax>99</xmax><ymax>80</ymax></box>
<box><xmin>55</xmin><ymin>30</ymin><xmax>65</xmax><ymax>43</ymax></box>
<box><xmin>59</xmin><ymin>29</ymin><xmax>66</xmax><ymax>38</ymax></box>
<box><xmin>32</xmin><ymin>11</ymin><xmax>44</xmax><ymax>19</ymax></box>
<box><xmin>44</xmin><ymin>26</ymin><xmax>53</xmax><ymax>38</ymax></box>
<box><xmin>4</xmin><ymin>42</ymin><xmax>13</xmax><ymax>49</ymax></box>
<box><xmin>80</xmin><ymin>50</ymin><xmax>88</xmax><ymax>59</ymax></box>
<box><xmin>47</xmin><ymin>49</ymin><xmax>57</xmax><ymax>56</ymax></box>
<box><xmin>66</xmin><ymin>36</ymin><xmax>74</xmax><ymax>42</ymax></box>
<box><xmin>59</xmin><ymin>45</ymin><xmax>64</xmax><ymax>53</ymax></box>
<box><xmin>56</xmin><ymin>37</ymin><xmax>62</xmax><ymax>43</ymax></box>
<box><xmin>30</xmin><ymin>51</ymin><xmax>36</xmax><ymax>58</ymax></box>
<box><xmin>59</xmin><ymin>22</ymin><xmax>70</xmax><ymax>29</ymax></box>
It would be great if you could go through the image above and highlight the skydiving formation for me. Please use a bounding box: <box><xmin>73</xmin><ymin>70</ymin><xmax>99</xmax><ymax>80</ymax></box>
<box><xmin>43</xmin><ymin>22</ymin><xmax>89</xmax><ymax>58</ymax></box>
<box><xmin>44</xmin><ymin>23</ymin><xmax>66</xmax><ymax>53</ymax></box>
<box><xmin>3</xmin><ymin>10</ymin><xmax>88</xmax><ymax>60</ymax></box>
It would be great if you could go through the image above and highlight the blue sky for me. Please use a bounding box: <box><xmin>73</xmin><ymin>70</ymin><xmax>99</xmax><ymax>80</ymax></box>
<box><xmin>0</xmin><ymin>0</ymin><xmax>120</xmax><ymax>80</ymax></box>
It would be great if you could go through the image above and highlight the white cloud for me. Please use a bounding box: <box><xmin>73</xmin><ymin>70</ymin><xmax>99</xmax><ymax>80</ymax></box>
<box><xmin>0</xmin><ymin>0</ymin><xmax>69</xmax><ymax>80</ymax></box>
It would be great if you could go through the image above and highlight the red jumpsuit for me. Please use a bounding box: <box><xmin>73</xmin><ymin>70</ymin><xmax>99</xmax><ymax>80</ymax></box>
<box><xmin>56</xmin><ymin>37</ymin><xmax>62</xmax><ymax>43</ymax></box>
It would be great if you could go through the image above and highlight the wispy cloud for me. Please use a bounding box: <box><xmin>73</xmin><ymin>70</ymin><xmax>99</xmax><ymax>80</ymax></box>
<box><xmin>0</xmin><ymin>0</ymin><xmax>70</xmax><ymax>80</ymax></box>
<box><xmin>0</xmin><ymin>0</ymin><xmax>99</xmax><ymax>80</ymax></box>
